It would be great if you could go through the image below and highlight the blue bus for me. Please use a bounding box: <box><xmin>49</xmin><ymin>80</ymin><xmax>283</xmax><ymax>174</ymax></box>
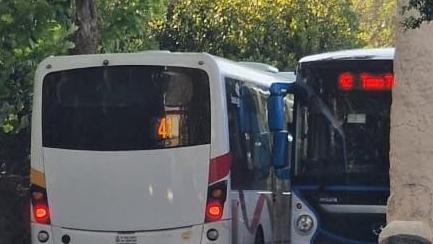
<box><xmin>267</xmin><ymin>48</ymin><xmax>394</xmax><ymax>243</ymax></box>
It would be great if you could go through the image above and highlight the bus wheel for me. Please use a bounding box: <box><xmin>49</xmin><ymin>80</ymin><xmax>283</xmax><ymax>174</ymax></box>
<box><xmin>254</xmin><ymin>226</ymin><xmax>264</xmax><ymax>244</ymax></box>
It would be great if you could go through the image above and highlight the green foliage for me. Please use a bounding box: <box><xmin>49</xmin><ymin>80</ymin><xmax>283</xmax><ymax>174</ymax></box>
<box><xmin>352</xmin><ymin>0</ymin><xmax>395</xmax><ymax>47</ymax></box>
<box><xmin>0</xmin><ymin>0</ymin><xmax>75</xmax><ymax>135</ymax></box>
<box><xmin>291</xmin><ymin>0</ymin><xmax>360</xmax><ymax>61</ymax></box>
<box><xmin>152</xmin><ymin>0</ymin><xmax>360</xmax><ymax>69</ymax></box>
<box><xmin>98</xmin><ymin>0</ymin><xmax>167</xmax><ymax>52</ymax></box>
<box><xmin>402</xmin><ymin>0</ymin><xmax>433</xmax><ymax>29</ymax></box>
<box><xmin>0</xmin><ymin>0</ymin><xmax>169</xmax><ymax>135</ymax></box>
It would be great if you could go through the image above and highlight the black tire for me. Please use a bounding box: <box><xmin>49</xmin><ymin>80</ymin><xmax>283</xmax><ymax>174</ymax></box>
<box><xmin>254</xmin><ymin>227</ymin><xmax>265</xmax><ymax>244</ymax></box>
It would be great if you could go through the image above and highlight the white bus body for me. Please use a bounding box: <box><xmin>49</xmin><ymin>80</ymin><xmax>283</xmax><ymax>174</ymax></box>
<box><xmin>30</xmin><ymin>52</ymin><xmax>293</xmax><ymax>244</ymax></box>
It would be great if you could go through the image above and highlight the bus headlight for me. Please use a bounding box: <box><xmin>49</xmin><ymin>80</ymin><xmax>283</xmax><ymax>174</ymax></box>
<box><xmin>296</xmin><ymin>215</ymin><xmax>314</xmax><ymax>234</ymax></box>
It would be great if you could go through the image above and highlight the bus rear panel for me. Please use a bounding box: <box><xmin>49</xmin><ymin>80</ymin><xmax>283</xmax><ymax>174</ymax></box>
<box><xmin>31</xmin><ymin>62</ymin><xmax>230</xmax><ymax>244</ymax></box>
<box><xmin>31</xmin><ymin>53</ymin><xmax>293</xmax><ymax>244</ymax></box>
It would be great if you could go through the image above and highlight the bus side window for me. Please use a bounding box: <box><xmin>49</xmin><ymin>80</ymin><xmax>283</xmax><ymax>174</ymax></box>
<box><xmin>249</xmin><ymin>87</ymin><xmax>272</xmax><ymax>181</ymax></box>
<box><xmin>225</xmin><ymin>78</ymin><xmax>272</xmax><ymax>191</ymax></box>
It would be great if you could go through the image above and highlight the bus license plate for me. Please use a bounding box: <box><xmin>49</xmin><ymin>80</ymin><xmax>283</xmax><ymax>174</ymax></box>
<box><xmin>115</xmin><ymin>235</ymin><xmax>137</xmax><ymax>244</ymax></box>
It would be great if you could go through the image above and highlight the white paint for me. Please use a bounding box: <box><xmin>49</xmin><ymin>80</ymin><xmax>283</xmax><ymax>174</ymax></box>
<box><xmin>230</xmin><ymin>190</ymin><xmax>274</xmax><ymax>244</ymax></box>
<box><xmin>347</xmin><ymin>113</ymin><xmax>367</xmax><ymax>124</ymax></box>
<box><xmin>299</xmin><ymin>48</ymin><xmax>394</xmax><ymax>63</ymax></box>
<box><xmin>31</xmin><ymin>51</ymin><xmax>294</xmax><ymax>243</ymax></box>
<box><xmin>33</xmin><ymin>220</ymin><xmax>231</xmax><ymax>244</ymax></box>
<box><xmin>33</xmin><ymin>222</ymin><xmax>207</xmax><ymax>244</ymax></box>
<box><xmin>43</xmin><ymin>146</ymin><xmax>209</xmax><ymax>231</ymax></box>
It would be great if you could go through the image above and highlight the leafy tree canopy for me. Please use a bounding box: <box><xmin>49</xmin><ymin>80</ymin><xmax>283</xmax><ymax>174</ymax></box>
<box><xmin>402</xmin><ymin>0</ymin><xmax>433</xmax><ymax>29</ymax></box>
<box><xmin>0</xmin><ymin>0</ymin><xmax>74</xmax><ymax>135</ymax></box>
<box><xmin>0</xmin><ymin>0</ymin><xmax>165</xmax><ymax>163</ymax></box>
<box><xmin>98</xmin><ymin>0</ymin><xmax>167</xmax><ymax>53</ymax></box>
<box><xmin>0</xmin><ymin>0</ymin><xmax>165</xmax><ymax>136</ymax></box>
<box><xmin>352</xmin><ymin>0</ymin><xmax>395</xmax><ymax>47</ymax></box>
<box><xmin>152</xmin><ymin>0</ymin><xmax>360</xmax><ymax>70</ymax></box>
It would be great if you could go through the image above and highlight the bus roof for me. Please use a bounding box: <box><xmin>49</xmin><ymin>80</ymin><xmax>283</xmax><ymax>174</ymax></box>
<box><xmin>38</xmin><ymin>51</ymin><xmax>293</xmax><ymax>88</ymax></box>
<box><xmin>299</xmin><ymin>48</ymin><xmax>395</xmax><ymax>63</ymax></box>
<box><xmin>212</xmin><ymin>55</ymin><xmax>294</xmax><ymax>87</ymax></box>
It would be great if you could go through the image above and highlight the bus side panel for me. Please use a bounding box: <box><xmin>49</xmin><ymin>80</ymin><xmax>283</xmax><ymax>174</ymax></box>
<box><xmin>230</xmin><ymin>190</ymin><xmax>273</xmax><ymax>244</ymax></box>
<box><xmin>272</xmin><ymin>185</ymin><xmax>292</xmax><ymax>243</ymax></box>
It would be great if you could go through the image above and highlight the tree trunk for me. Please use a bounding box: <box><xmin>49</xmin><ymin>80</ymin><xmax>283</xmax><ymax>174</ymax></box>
<box><xmin>379</xmin><ymin>0</ymin><xmax>433</xmax><ymax>243</ymax></box>
<box><xmin>71</xmin><ymin>0</ymin><xmax>98</xmax><ymax>54</ymax></box>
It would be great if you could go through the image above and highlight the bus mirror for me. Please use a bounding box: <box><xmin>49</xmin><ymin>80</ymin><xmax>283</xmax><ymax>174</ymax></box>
<box><xmin>271</xmin><ymin>131</ymin><xmax>288</xmax><ymax>169</ymax></box>
<box><xmin>268</xmin><ymin>82</ymin><xmax>294</xmax><ymax>172</ymax></box>
<box><xmin>268</xmin><ymin>95</ymin><xmax>285</xmax><ymax>131</ymax></box>
<box><xmin>268</xmin><ymin>83</ymin><xmax>295</xmax><ymax>131</ymax></box>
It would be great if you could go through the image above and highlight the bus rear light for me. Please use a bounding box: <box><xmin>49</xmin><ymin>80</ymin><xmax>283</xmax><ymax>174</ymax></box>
<box><xmin>206</xmin><ymin>202</ymin><xmax>223</xmax><ymax>221</ymax></box>
<box><xmin>34</xmin><ymin>204</ymin><xmax>50</xmax><ymax>224</ymax></box>
<box><xmin>32</xmin><ymin>191</ymin><xmax>44</xmax><ymax>201</ymax></box>
<box><xmin>31</xmin><ymin>185</ymin><xmax>51</xmax><ymax>224</ymax></box>
<box><xmin>208</xmin><ymin>153</ymin><xmax>232</xmax><ymax>184</ymax></box>
<box><xmin>210</xmin><ymin>188</ymin><xmax>224</xmax><ymax>199</ymax></box>
<box><xmin>205</xmin><ymin>180</ymin><xmax>227</xmax><ymax>222</ymax></box>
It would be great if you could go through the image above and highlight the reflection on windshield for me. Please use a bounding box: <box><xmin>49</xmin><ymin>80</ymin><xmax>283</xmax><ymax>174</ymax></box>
<box><xmin>295</xmin><ymin>65</ymin><xmax>391</xmax><ymax>185</ymax></box>
<box><xmin>42</xmin><ymin>66</ymin><xmax>210</xmax><ymax>151</ymax></box>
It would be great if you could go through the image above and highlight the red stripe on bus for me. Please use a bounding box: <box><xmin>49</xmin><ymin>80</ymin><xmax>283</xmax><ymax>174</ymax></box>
<box><xmin>249</xmin><ymin>195</ymin><xmax>266</xmax><ymax>232</ymax></box>
<box><xmin>208</xmin><ymin>153</ymin><xmax>232</xmax><ymax>184</ymax></box>
<box><xmin>238</xmin><ymin>191</ymin><xmax>271</xmax><ymax>234</ymax></box>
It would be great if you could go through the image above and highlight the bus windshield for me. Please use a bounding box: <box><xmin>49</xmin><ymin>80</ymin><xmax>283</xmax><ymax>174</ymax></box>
<box><xmin>42</xmin><ymin>65</ymin><xmax>210</xmax><ymax>151</ymax></box>
<box><xmin>294</xmin><ymin>60</ymin><xmax>392</xmax><ymax>186</ymax></box>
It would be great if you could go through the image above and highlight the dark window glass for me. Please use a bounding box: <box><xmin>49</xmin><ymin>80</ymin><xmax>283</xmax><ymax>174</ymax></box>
<box><xmin>42</xmin><ymin>66</ymin><xmax>210</xmax><ymax>151</ymax></box>
<box><xmin>225</xmin><ymin>78</ymin><xmax>272</xmax><ymax>190</ymax></box>
<box><xmin>294</xmin><ymin>60</ymin><xmax>392</xmax><ymax>186</ymax></box>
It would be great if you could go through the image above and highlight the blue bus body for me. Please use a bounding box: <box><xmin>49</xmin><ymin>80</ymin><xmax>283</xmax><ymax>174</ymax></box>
<box><xmin>274</xmin><ymin>48</ymin><xmax>394</xmax><ymax>243</ymax></box>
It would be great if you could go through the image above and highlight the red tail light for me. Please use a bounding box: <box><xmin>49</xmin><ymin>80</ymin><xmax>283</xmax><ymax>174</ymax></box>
<box><xmin>34</xmin><ymin>204</ymin><xmax>50</xmax><ymax>223</ymax></box>
<box><xmin>206</xmin><ymin>154</ymin><xmax>230</xmax><ymax>222</ymax></box>
<box><xmin>205</xmin><ymin>180</ymin><xmax>227</xmax><ymax>222</ymax></box>
<box><xmin>31</xmin><ymin>185</ymin><xmax>51</xmax><ymax>224</ymax></box>
<box><xmin>206</xmin><ymin>202</ymin><xmax>223</xmax><ymax>221</ymax></box>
